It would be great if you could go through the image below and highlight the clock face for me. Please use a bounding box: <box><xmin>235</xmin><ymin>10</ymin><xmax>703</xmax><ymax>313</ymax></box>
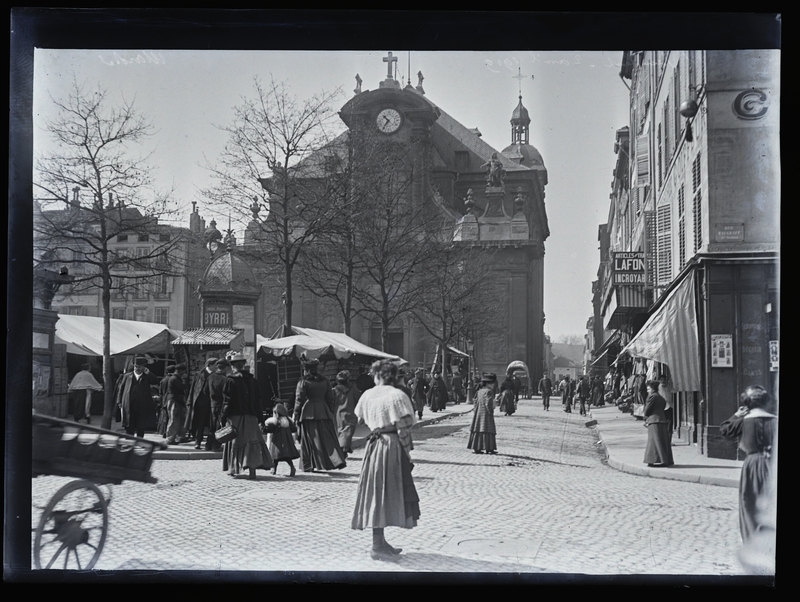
<box><xmin>376</xmin><ymin>108</ymin><xmax>402</xmax><ymax>134</ymax></box>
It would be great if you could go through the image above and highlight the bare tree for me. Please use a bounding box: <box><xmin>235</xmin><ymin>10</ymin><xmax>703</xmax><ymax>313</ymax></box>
<box><xmin>412</xmin><ymin>240</ymin><xmax>501</xmax><ymax>376</ymax></box>
<box><xmin>34</xmin><ymin>79</ymin><xmax>182</xmax><ymax>429</ymax></box>
<box><xmin>201</xmin><ymin>76</ymin><xmax>344</xmax><ymax>335</ymax></box>
<box><xmin>350</xmin><ymin>140</ymin><xmax>445</xmax><ymax>352</ymax></box>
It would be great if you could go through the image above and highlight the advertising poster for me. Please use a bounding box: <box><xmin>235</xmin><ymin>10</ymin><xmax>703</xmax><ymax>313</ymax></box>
<box><xmin>711</xmin><ymin>334</ymin><xmax>733</xmax><ymax>368</ymax></box>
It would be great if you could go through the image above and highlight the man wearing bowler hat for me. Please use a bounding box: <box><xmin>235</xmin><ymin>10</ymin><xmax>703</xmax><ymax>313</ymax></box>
<box><xmin>185</xmin><ymin>357</ymin><xmax>218</xmax><ymax>449</ymax></box>
<box><xmin>116</xmin><ymin>356</ymin><xmax>161</xmax><ymax>438</ymax></box>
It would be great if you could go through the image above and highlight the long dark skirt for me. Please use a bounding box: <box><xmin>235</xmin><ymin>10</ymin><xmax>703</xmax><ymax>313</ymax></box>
<box><xmin>499</xmin><ymin>390</ymin><xmax>516</xmax><ymax>415</ymax></box>
<box><xmin>643</xmin><ymin>422</ymin><xmax>674</xmax><ymax>466</ymax></box>
<box><xmin>739</xmin><ymin>453</ymin><xmax>772</xmax><ymax>542</ymax></box>
<box><xmin>298</xmin><ymin>419</ymin><xmax>347</xmax><ymax>472</ymax></box>
<box><xmin>352</xmin><ymin>432</ymin><xmax>419</xmax><ymax>530</ymax></box>
<box><xmin>222</xmin><ymin>414</ymin><xmax>274</xmax><ymax>475</ymax></box>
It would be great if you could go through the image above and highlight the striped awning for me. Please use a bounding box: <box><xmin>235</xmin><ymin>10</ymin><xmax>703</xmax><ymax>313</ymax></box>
<box><xmin>602</xmin><ymin>286</ymin><xmax>649</xmax><ymax>331</ymax></box>
<box><xmin>618</xmin><ymin>274</ymin><xmax>701</xmax><ymax>392</ymax></box>
<box><xmin>171</xmin><ymin>328</ymin><xmax>244</xmax><ymax>347</ymax></box>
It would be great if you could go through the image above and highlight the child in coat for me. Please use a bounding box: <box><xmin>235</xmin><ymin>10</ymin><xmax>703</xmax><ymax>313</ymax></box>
<box><xmin>263</xmin><ymin>403</ymin><xmax>300</xmax><ymax>476</ymax></box>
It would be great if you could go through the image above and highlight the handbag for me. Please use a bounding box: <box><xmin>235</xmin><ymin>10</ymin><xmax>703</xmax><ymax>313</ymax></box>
<box><xmin>214</xmin><ymin>423</ymin><xmax>238</xmax><ymax>444</ymax></box>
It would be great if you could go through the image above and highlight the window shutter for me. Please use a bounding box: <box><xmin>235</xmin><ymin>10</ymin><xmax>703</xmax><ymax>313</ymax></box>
<box><xmin>635</xmin><ymin>133</ymin><xmax>650</xmax><ymax>187</ymax></box>
<box><xmin>656</xmin><ymin>203</ymin><xmax>672</xmax><ymax>285</ymax></box>
<box><xmin>678</xmin><ymin>185</ymin><xmax>686</xmax><ymax>268</ymax></box>
<box><xmin>644</xmin><ymin>210</ymin><xmax>656</xmax><ymax>286</ymax></box>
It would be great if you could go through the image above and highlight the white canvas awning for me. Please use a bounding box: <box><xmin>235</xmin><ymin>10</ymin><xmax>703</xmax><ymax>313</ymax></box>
<box><xmin>617</xmin><ymin>274</ymin><xmax>701</xmax><ymax>392</ymax></box>
<box><xmin>258</xmin><ymin>327</ymin><xmax>407</xmax><ymax>364</ymax></box>
<box><xmin>54</xmin><ymin>314</ymin><xmax>182</xmax><ymax>357</ymax></box>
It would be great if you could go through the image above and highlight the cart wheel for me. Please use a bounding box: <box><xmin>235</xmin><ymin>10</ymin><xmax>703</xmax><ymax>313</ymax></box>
<box><xmin>33</xmin><ymin>479</ymin><xmax>108</xmax><ymax>570</ymax></box>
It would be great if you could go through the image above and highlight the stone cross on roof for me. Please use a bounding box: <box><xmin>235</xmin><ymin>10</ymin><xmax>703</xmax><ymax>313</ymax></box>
<box><xmin>383</xmin><ymin>51</ymin><xmax>398</xmax><ymax>79</ymax></box>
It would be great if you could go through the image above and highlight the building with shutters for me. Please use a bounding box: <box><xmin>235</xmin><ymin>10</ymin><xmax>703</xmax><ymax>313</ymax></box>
<box><xmin>592</xmin><ymin>50</ymin><xmax>780</xmax><ymax>459</ymax></box>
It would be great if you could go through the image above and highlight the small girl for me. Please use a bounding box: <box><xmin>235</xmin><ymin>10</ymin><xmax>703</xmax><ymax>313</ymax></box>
<box><xmin>263</xmin><ymin>403</ymin><xmax>300</xmax><ymax>476</ymax></box>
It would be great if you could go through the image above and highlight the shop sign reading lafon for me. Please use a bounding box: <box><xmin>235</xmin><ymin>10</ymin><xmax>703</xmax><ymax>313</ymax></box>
<box><xmin>612</xmin><ymin>251</ymin><xmax>646</xmax><ymax>285</ymax></box>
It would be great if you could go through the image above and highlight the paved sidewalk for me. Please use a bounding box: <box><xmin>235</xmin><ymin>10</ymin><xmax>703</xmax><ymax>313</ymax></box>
<box><xmin>584</xmin><ymin>402</ymin><xmax>742</xmax><ymax>488</ymax></box>
<box><xmin>145</xmin><ymin>398</ymin><xmax>744</xmax><ymax>489</ymax></box>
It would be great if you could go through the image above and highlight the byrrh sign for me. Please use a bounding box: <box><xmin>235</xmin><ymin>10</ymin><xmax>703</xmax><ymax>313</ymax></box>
<box><xmin>612</xmin><ymin>251</ymin><xmax>646</xmax><ymax>285</ymax></box>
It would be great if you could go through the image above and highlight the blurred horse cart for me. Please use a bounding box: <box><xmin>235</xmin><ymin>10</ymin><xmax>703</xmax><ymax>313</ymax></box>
<box><xmin>31</xmin><ymin>412</ymin><xmax>166</xmax><ymax>570</ymax></box>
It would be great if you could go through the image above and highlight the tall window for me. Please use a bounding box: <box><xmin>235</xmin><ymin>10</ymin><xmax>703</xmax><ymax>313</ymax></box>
<box><xmin>133</xmin><ymin>308</ymin><xmax>147</xmax><ymax>322</ymax></box>
<box><xmin>154</xmin><ymin>307</ymin><xmax>169</xmax><ymax>325</ymax></box>
<box><xmin>645</xmin><ymin>211</ymin><xmax>656</xmax><ymax>287</ymax></box>
<box><xmin>663</xmin><ymin>100</ymin><xmax>672</xmax><ymax>164</ymax></box>
<box><xmin>135</xmin><ymin>247</ymin><xmax>149</xmax><ymax>270</ymax></box>
<box><xmin>692</xmin><ymin>153</ymin><xmax>703</xmax><ymax>253</ymax></box>
<box><xmin>113</xmin><ymin>248</ymin><xmax>128</xmax><ymax>271</ymax></box>
<box><xmin>112</xmin><ymin>307</ymin><xmax>127</xmax><ymax>320</ymax></box>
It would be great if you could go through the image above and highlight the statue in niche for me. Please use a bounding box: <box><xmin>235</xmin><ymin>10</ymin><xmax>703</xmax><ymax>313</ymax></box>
<box><xmin>464</xmin><ymin>189</ymin><xmax>476</xmax><ymax>215</ymax></box>
<box><xmin>481</xmin><ymin>152</ymin><xmax>506</xmax><ymax>189</ymax></box>
<box><xmin>513</xmin><ymin>188</ymin><xmax>526</xmax><ymax>216</ymax></box>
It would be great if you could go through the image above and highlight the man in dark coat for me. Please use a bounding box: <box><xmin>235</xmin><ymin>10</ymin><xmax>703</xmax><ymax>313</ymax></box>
<box><xmin>538</xmin><ymin>372</ymin><xmax>553</xmax><ymax>411</ymax></box>
<box><xmin>354</xmin><ymin>364</ymin><xmax>375</xmax><ymax>399</ymax></box>
<box><xmin>560</xmin><ymin>375</ymin><xmax>575</xmax><ymax>413</ymax></box>
<box><xmin>186</xmin><ymin>357</ymin><xmax>218</xmax><ymax>449</ymax></box>
<box><xmin>116</xmin><ymin>356</ymin><xmax>161</xmax><ymax>437</ymax></box>
<box><xmin>205</xmin><ymin>359</ymin><xmax>230</xmax><ymax>451</ymax></box>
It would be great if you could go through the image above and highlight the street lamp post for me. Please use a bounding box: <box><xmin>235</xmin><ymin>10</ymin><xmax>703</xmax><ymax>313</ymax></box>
<box><xmin>465</xmin><ymin>338</ymin><xmax>475</xmax><ymax>402</ymax></box>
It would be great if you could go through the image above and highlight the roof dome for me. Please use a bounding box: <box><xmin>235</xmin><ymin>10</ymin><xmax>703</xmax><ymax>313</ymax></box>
<box><xmin>200</xmin><ymin>248</ymin><xmax>261</xmax><ymax>299</ymax></box>
<box><xmin>501</xmin><ymin>142</ymin><xmax>545</xmax><ymax>168</ymax></box>
<box><xmin>511</xmin><ymin>96</ymin><xmax>531</xmax><ymax>125</ymax></box>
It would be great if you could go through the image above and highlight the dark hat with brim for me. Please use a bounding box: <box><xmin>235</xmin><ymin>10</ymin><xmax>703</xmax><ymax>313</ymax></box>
<box><xmin>336</xmin><ymin>370</ymin><xmax>351</xmax><ymax>382</ymax></box>
<box><xmin>166</xmin><ymin>366</ymin><xmax>176</xmax><ymax>374</ymax></box>
<box><xmin>215</xmin><ymin>359</ymin><xmax>230</xmax><ymax>369</ymax></box>
<box><xmin>134</xmin><ymin>356</ymin><xmax>148</xmax><ymax>366</ymax></box>
<box><xmin>481</xmin><ymin>372</ymin><xmax>497</xmax><ymax>383</ymax></box>
<box><xmin>229</xmin><ymin>353</ymin><xmax>246</xmax><ymax>364</ymax></box>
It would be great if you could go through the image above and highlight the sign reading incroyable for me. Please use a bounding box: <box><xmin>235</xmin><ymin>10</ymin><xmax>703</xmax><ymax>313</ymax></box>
<box><xmin>612</xmin><ymin>251</ymin><xmax>646</xmax><ymax>285</ymax></box>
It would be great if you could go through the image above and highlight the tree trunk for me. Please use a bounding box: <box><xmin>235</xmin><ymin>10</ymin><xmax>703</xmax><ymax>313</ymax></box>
<box><xmin>283</xmin><ymin>259</ymin><xmax>293</xmax><ymax>335</ymax></box>
<box><xmin>101</xmin><ymin>270</ymin><xmax>115</xmax><ymax>430</ymax></box>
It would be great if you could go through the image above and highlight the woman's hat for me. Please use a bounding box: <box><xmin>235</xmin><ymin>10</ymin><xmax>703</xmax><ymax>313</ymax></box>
<box><xmin>215</xmin><ymin>359</ymin><xmax>230</xmax><ymax>369</ymax></box>
<box><xmin>229</xmin><ymin>353</ymin><xmax>246</xmax><ymax>363</ymax></box>
<box><xmin>481</xmin><ymin>372</ymin><xmax>497</xmax><ymax>383</ymax></box>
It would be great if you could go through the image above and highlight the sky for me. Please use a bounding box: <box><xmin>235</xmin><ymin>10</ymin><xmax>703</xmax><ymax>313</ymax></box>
<box><xmin>33</xmin><ymin>48</ymin><xmax>632</xmax><ymax>342</ymax></box>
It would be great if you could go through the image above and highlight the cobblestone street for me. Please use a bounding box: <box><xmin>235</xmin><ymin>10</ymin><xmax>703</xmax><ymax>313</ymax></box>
<box><xmin>30</xmin><ymin>400</ymin><xmax>746</xmax><ymax>580</ymax></box>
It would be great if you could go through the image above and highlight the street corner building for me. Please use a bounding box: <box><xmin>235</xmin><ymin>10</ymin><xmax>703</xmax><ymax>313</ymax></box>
<box><xmin>588</xmin><ymin>50</ymin><xmax>779</xmax><ymax>460</ymax></box>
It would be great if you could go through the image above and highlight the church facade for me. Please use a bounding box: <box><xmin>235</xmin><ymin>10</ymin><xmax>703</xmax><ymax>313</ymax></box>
<box><xmin>248</xmin><ymin>55</ymin><xmax>550</xmax><ymax>378</ymax></box>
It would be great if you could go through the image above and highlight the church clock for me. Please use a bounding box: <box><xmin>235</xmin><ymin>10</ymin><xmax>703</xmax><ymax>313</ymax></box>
<box><xmin>376</xmin><ymin>108</ymin><xmax>402</xmax><ymax>134</ymax></box>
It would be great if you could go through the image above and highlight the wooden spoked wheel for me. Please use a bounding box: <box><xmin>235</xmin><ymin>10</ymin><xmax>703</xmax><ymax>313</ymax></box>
<box><xmin>33</xmin><ymin>479</ymin><xmax>108</xmax><ymax>570</ymax></box>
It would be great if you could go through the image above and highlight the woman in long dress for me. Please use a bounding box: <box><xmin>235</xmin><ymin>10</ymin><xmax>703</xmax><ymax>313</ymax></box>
<box><xmin>498</xmin><ymin>372</ymin><xmax>517</xmax><ymax>416</ymax></box>
<box><xmin>352</xmin><ymin>360</ymin><xmax>420</xmax><ymax>561</ymax></box>
<box><xmin>221</xmin><ymin>354</ymin><xmax>274</xmax><ymax>480</ymax></box>
<box><xmin>293</xmin><ymin>358</ymin><xmax>347</xmax><ymax>473</ymax></box>
<box><xmin>468</xmin><ymin>374</ymin><xmax>498</xmax><ymax>454</ymax></box>
<box><xmin>333</xmin><ymin>370</ymin><xmax>359</xmax><ymax>456</ymax></box>
<box><xmin>642</xmin><ymin>381</ymin><xmax>674</xmax><ymax>467</ymax></box>
<box><xmin>720</xmin><ymin>385</ymin><xmax>777</xmax><ymax>543</ymax></box>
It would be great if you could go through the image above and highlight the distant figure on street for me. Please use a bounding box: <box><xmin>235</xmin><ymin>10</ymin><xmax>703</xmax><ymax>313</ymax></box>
<box><xmin>560</xmin><ymin>375</ymin><xmax>575</xmax><ymax>413</ymax></box>
<box><xmin>577</xmin><ymin>375</ymin><xmax>591</xmax><ymax>416</ymax></box>
<box><xmin>720</xmin><ymin>385</ymin><xmax>777</xmax><ymax>544</ymax></box>
<box><xmin>468</xmin><ymin>373</ymin><xmax>498</xmax><ymax>454</ymax></box>
<box><xmin>263</xmin><ymin>402</ymin><xmax>299</xmax><ymax>477</ymax></box>
<box><xmin>512</xmin><ymin>372</ymin><xmax>522</xmax><ymax>406</ymax></box>
<box><xmin>68</xmin><ymin>363</ymin><xmax>102</xmax><ymax>424</ymax></box>
<box><xmin>499</xmin><ymin>371</ymin><xmax>516</xmax><ymax>416</ymax></box>
<box><xmin>165</xmin><ymin>363</ymin><xmax>189</xmax><ymax>445</ymax></box>
<box><xmin>643</xmin><ymin>380</ymin><xmax>674</xmax><ymax>468</ymax></box>
<box><xmin>157</xmin><ymin>366</ymin><xmax>175</xmax><ymax>437</ymax></box>
<box><xmin>186</xmin><ymin>357</ymin><xmax>218</xmax><ymax>450</ymax></box>
<box><xmin>538</xmin><ymin>372</ymin><xmax>553</xmax><ymax>411</ymax></box>
<box><xmin>333</xmin><ymin>370</ymin><xmax>359</xmax><ymax>456</ymax></box>
<box><xmin>451</xmin><ymin>370</ymin><xmax>465</xmax><ymax>405</ymax></box>
<box><xmin>205</xmin><ymin>359</ymin><xmax>230</xmax><ymax>451</ymax></box>
<box><xmin>408</xmin><ymin>368</ymin><xmax>429</xmax><ymax>420</ymax></box>
<box><xmin>426</xmin><ymin>369</ymin><xmax>449</xmax><ymax>413</ymax></box>
<box><xmin>591</xmin><ymin>376</ymin><xmax>605</xmax><ymax>407</ymax></box>
<box><xmin>352</xmin><ymin>360</ymin><xmax>420</xmax><ymax>561</ymax></box>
